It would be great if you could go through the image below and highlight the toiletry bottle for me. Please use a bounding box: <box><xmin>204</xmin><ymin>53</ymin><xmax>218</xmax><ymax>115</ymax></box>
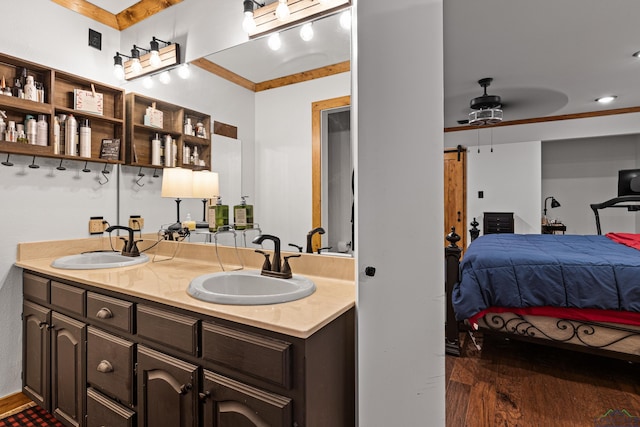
<box><xmin>172</xmin><ymin>139</ymin><xmax>177</xmax><ymax>166</ymax></box>
<box><xmin>208</xmin><ymin>199</ymin><xmax>217</xmax><ymax>232</ymax></box>
<box><xmin>65</xmin><ymin>114</ymin><xmax>77</xmax><ymax>156</ymax></box>
<box><xmin>25</xmin><ymin>115</ymin><xmax>36</xmax><ymax>145</ymax></box>
<box><xmin>234</xmin><ymin>196</ymin><xmax>253</xmax><ymax>230</ymax></box>
<box><xmin>151</xmin><ymin>133</ymin><xmax>161</xmax><ymax>166</ymax></box>
<box><xmin>0</xmin><ymin>115</ymin><xmax>6</xmax><ymax>141</ymax></box>
<box><xmin>214</xmin><ymin>197</ymin><xmax>229</xmax><ymax>231</ymax></box>
<box><xmin>24</xmin><ymin>75</ymin><xmax>37</xmax><ymax>101</ymax></box>
<box><xmin>193</xmin><ymin>146</ymin><xmax>199</xmax><ymax>165</ymax></box>
<box><xmin>184</xmin><ymin>118</ymin><xmax>192</xmax><ymax>136</ymax></box>
<box><xmin>52</xmin><ymin>116</ymin><xmax>60</xmax><ymax>154</ymax></box>
<box><xmin>182</xmin><ymin>213</ymin><xmax>196</xmax><ymax>231</ymax></box>
<box><xmin>79</xmin><ymin>118</ymin><xmax>91</xmax><ymax>158</ymax></box>
<box><xmin>36</xmin><ymin>114</ymin><xmax>48</xmax><ymax>146</ymax></box>
<box><xmin>163</xmin><ymin>134</ymin><xmax>172</xmax><ymax>167</ymax></box>
<box><xmin>12</xmin><ymin>77</ymin><xmax>22</xmax><ymax>98</ymax></box>
<box><xmin>196</xmin><ymin>122</ymin><xmax>206</xmax><ymax>138</ymax></box>
<box><xmin>5</xmin><ymin>121</ymin><xmax>16</xmax><ymax>142</ymax></box>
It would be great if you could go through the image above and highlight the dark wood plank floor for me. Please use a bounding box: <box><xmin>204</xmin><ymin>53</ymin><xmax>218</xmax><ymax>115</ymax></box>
<box><xmin>446</xmin><ymin>333</ymin><xmax>640</xmax><ymax>426</ymax></box>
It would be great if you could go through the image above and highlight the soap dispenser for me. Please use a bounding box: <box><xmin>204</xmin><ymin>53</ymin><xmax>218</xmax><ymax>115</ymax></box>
<box><xmin>182</xmin><ymin>213</ymin><xmax>196</xmax><ymax>231</ymax></box>
<box><xmin>208</xmin><ymin>197</ymin><xmax>229</xmax><ymax>232</ymax></box>
<box><xmin>234</xmin><ymin>196</ymin><xmax>254</xmax><ymax>230</ymax></box>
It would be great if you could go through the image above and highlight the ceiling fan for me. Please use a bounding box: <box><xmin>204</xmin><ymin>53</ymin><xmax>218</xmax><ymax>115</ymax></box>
<box><xmin>458</xmin><ymin>77</ymin><xmax>504</xmax><ymax>126</ymax></box>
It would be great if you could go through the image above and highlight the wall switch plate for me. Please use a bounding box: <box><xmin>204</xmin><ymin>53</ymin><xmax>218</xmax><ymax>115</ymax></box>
<box><xmin>88</xmin><ymin>29</ymin><xmax>102</xmax><ymax>50</ymax></box>
<box><xmin>129</xmin><ymin>215</ymin><xmax>144</xmax><ymax>230</ymax></box>
<box><xmin>89</xmin><ymin>217</ymin><xmax>106</xmax><ymax>234</ymax></box>
<box><xmin>478</xmin><ymin>191</ymin><xmax>484</xmax><ymax>199</ymax></box>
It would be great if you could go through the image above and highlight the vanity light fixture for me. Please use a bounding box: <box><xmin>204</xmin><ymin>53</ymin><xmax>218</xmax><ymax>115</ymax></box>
<box><xmin>142</xmin><ymin>76</ymin><xmax>154</xmax><ymax>89</ymax></box>
<box><xmin>275</xmin><ymin>0</ymin><xmax>291</xmax><ymax>21</ymax></box>
<box><xmin>632</xmin><ymin>51</ymin><xmax>640</xmax><ymax>58</ymax></box>
<box><xmin>300</xmin><ymin>22</ymin><xmax>314</xmax><ymax>41</ymax></box>
<box><xmin>243</xmin><ymin>0</ymin><xmax>351</xmax><ymax>38</ymax></box>
<box><xmin>114</xmin><ymin>39</ymin><xmax>181</xmax><ymax>81</ymax></box>
<box><xmin>596</xmin><ymin>95</ymin><xmax>617</xmax><ymax>104</ymax></box>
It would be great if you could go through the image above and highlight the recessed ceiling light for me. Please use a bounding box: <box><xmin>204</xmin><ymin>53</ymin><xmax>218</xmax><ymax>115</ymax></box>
<box><xmin>633</xmin><ymin>51</ymin><xmax>640</xmax><ymax>58</ymax></box>
<box><xmin>596</xmin><ymin>95</ymin><xmax>617</xmax><ymax>104</ymax></box>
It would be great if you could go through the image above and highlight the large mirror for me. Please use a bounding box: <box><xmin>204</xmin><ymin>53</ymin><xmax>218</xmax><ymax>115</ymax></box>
<box><xmin>119</xmin><ymin>9</ymin><xmax>352</xmax><ymax>255</ymax></box>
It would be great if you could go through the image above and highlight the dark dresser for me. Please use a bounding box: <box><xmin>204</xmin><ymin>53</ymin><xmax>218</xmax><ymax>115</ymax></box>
<box><xmin>483</xmin><ymin>212</ymin><xmax>515</xmax><ymax>234</ymax></box>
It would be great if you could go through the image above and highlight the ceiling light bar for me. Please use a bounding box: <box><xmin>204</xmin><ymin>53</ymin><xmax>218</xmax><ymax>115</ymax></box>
<box><xmin>246</xmin><ymin>0</ymin><xmax>351</xmax><ymax>38</ymax></box>
<box><xmin>596</xmin><ymin>95</ymin><xmax>617</xmax><ymax>104</ymax></box>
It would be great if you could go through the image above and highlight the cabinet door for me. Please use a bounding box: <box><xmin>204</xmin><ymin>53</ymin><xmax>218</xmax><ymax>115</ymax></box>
<box><xmin>51</xmin><ymin>312</ymin><xmax>86</xmax><ymax>427</ymax></box>
<box><xmin>137</xmin><ymin>345</ymin><xmax>198</xmax><ymax>427</ymax></box>
<box><xmin>23</xmin><ymin>301</ymin><xmax>51</xmax><ymax>410</ymax></box>
<box><xmin>202</xmin><ymin>370</ymin><xmax>292</xmax><ymax>427</ymax></box>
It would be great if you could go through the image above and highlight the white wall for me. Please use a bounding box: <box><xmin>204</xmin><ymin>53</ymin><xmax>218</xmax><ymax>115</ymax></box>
<box><xmin>0</xmin><ymin>1</ymin><xmax>121</xmax><ymax>396</ymax></box>
<box><xmin>467</xmin><ymin>141</ymin><xmax>541</xmax><ymax>235</ymax></box>
<box><xmin>542</xmin><ymin>134</ymin><xmax>640</xmax><ymax>234</ymax></box>
<box><xmin>254</xmin><ymin>73</ymin><xmax>350</xmax><ymax>247</ymax></box>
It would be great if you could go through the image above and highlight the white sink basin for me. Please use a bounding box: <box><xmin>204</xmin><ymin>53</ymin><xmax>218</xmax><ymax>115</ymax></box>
<box><xmin>51</xmin><ymin>252</ymin><xmax>149</xmax><ymax>270</ymax></box>
<box><xmin>187</xmin><ymin>270</ymin><xmax>316</xmax><ymax>305</ymax></box>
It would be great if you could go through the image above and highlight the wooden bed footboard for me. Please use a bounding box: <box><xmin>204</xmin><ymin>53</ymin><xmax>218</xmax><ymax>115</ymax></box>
<box><xmin>445</xmin><ymin>227</ymin><xmax>463</xmax><ymax>356</ymax></box>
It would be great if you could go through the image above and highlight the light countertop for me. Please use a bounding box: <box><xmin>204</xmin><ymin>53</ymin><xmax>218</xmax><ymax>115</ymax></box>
<box><xmin>16</xmin><ymin>237</ymin><xmax>355</xmax><ymax>339</ymax></box>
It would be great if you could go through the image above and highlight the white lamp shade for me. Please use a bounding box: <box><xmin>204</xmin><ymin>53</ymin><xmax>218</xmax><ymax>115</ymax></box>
<box><xmin>161</xmin><ymin>167</ymin><xmax>194</xmax><ymax>198</ymax></box>
<box><xmin>192</xmin><ymin>171</ymin><xmax>219</xmax><ymax>198</ymax></box>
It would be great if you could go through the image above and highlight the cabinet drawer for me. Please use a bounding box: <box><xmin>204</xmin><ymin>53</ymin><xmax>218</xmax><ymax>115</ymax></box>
<box><xmin>87</xmin><ymin>292</ymin><xmax>134</xmax><ymax>334</ymax></box>
<box><xmin>51</xmin><ymin>281</ymin><xmax>85</xmax><ymax>316</ymax></box>
<box><xmin>23</xmin><ymin>273</ymin><xmax>49</xmax><ymax>304</ymax></box>
<box><xmin>87</xmin><ymin>327</ymin><xmax>135</xmax><ymax>406</ymax></box>
<box><xmin>87</xmin><ymin>387</ymin><xmax>135</xmax><ymax>427</ymax></box>
<box><xmin>137</xmin><ymin>305</ymin><xmax>199</xmax><ymax>356</ymax></box>
<box><xmin>202</xmin><ymin>322</ymin><xmax>292</xmax><ymax>389</ymax></box>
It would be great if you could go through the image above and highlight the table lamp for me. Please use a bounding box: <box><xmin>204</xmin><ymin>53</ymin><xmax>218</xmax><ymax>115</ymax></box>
<box><xmin>192</xmin><ymin>170</ymin><xmax>219</xmax><ymax>228</ymax></box>
<box><xmin>161</xmin><ymin>167</ymin><xmax>193</xmax><ymax>228</ymax></box>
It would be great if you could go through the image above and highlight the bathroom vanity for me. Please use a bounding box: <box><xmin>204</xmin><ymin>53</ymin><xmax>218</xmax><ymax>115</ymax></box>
<box><xmin>17</xmin><ymin>238</ymin><xmax>355</xmax><ymax>427</ymax></box>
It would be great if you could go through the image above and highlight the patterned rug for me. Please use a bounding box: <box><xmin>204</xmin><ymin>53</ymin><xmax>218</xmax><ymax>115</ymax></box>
<box><xmin>0</xmin><ymin>404</ymin><xmax>63</xmax><ymax>427</ymax></box>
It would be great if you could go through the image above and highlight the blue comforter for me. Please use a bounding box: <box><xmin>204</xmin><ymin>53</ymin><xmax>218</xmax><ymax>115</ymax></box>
<box><xmin>451</xmin><ymin>234</ymin><xmax>640</xmax><ymax>321</ymax></box>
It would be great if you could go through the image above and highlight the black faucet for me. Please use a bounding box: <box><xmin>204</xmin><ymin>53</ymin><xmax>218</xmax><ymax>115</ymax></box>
<box><xmin>306</xmin><ymin>227</ymin><xmax>325</xmax><ymax>253</ymax></box>
<box><xmin>106</xmin><ymin>225</ymin><xmax>140</xmax><ymax>257</ymax></box>
<box><xmin>253</xmin><ymin>234</ymin><xmax>294</xmax><ymax>278</ymax></box>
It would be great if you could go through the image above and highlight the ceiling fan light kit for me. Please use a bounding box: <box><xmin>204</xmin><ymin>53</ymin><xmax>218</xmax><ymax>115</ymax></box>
<box><xmin>468</xmin><ymin>77</ymin><xmax>504</xmax><ymax>126</ymax></box>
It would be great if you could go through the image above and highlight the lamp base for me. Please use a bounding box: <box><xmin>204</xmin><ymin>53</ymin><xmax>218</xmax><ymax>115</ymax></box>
<box><xmin>196</xmin><ymin>221</ymin><xmax>209</xmax><ymax>229</ymax></box>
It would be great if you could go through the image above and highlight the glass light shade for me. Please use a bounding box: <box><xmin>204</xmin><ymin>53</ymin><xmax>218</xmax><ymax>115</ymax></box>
<box><xmin>268</xmin><ymin>33</ymin><xmax>282</xmax><ymax>51</ymax></box>
<box><xmin>113</xmin><ymin>64</ymin><xmax>125</xmax><ymax>80</ymax></box>
<box><xmin>161</xmin><ymin>167</ymin><xmax>194</xmax><ymax>198</ymax></box>
<box><xmin>131</xmin><ymin>58</ymin><xmax>143</xmax><ymax>73</ymax></box>
<box><xmin>149</xmin><ymin>50</ymin><xmax>162</xmax><ymax>67</ymax></box>
<box><xmin>275</xmin><ymin>0</ymin><xmax>290</xmax><ymax>21</ymax></box>
<box><xmin>300</xmin><ymin>23</ymin><xmax>314</xmax><ymax>41</ymax></box>
<box><xmin>192</xmin><ymin>171</ymin><xmax>219</xmax><ymax>198</ymax></box>
<box><xmin>242</xmin><ymin>11</ymin><xmax>257</xmax><ymax>33</ymax></box>
<box><xmin>159</xmin><ymin>71</ymin><xmax>171</xmax><ymax>84</ymax></box>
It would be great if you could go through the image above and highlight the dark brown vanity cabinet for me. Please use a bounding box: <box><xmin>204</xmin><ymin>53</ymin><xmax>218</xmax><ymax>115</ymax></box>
<box><xmin>136</xmin><ymin>345</ymin><xmax>198</xmax><ymax>427</ymax></box>
<box><xmin>23</xmin><ymin>274</ymin><xmax>86</xmax><ymax>427</ymax></box>
<box><xmin>22</xmin><ymin>270</ymin><xmax>355</xmax><ymax>427</ymax></box>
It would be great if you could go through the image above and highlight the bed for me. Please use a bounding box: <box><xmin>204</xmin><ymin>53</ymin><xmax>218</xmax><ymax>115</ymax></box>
<box><xmin>445</xmin><ymin>197</ymin><xmax>640</xmax><ymax>360</ymax></box>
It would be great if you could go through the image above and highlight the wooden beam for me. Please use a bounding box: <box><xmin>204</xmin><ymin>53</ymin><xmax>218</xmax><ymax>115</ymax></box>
<box><xmin>51</xmin><ymin>0</ymin><xmax>119</xmax><ymax>29</ymax></box>
<box><xmin>255</xmin><ymin>60</ymin><xmax>350</xmax><ymax>92</ymax></box>
<box><xmin>116</xmin><ymin>0</ymin><xmax>184</xmax><ymax>30</ymax></box>
<box><xmin>444</xmin><ymin>106</ymin><xmax>640</xmax><ymax>132</ymax></box>
<box><xmin>213</xmin><ymin>121</ymin><xmax>238</xmax><ymax>139</ymax></box>
<box><xmin>191</xmin><ymin>58</ymin><xmax>257</xmax><ymax>92</ymax></box>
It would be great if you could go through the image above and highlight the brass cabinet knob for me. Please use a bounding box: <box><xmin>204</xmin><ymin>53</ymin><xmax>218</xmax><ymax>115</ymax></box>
<box><xmin>97</xmin><ymin>360</ymin><xmax>114</xmax><ymax>373</ymax></box>
<box><xmin>96</xmin><ymin>308</ymin><xmax>113</xmax><ymax>319</ymax></box>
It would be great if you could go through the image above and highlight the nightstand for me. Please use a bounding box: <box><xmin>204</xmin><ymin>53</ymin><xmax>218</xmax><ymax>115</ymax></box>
<box><xmin>542</xmin><ymin>223</ymin><xmax>566</xmax><ymax>234</ymax></box>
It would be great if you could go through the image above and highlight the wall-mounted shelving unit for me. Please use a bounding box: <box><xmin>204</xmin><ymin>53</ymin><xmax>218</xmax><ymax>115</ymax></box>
<box><xmin>0</xmin><ymin>52</ymin><xmax>125</xmax><ymax>166</ymax></box>
<box><xmin>125</xmin><ymin>93</ymin><xmax>211</xmax><ymax>170</ymax></box>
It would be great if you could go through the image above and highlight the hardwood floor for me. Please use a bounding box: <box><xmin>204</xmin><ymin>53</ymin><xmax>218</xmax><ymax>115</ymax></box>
<box><xmin>0</xmin><ymin>392</ymin><xmax>33</xmax><ymax>418</ymax></box>
<box><xmin>446</xmin><ymin>333</ymin><xmax>640</xmax><ymax>426</ymax></box>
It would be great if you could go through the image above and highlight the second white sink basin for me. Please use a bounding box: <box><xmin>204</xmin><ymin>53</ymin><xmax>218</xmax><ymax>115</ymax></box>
<box><xmin>187</xmin><ymin>270</ymin><xmax>316</xmax><ymax>305</ymax></box>
<box><xmin>52</xmin><ymin>252</ymin><xmax>149</xmax><ymax>270</ymax></box>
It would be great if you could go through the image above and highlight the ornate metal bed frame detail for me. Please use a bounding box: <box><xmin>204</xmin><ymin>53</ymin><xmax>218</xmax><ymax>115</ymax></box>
<box><xmin>444</xmin><ymin>226</ymin><xmax>640</xmax><ymax>362</ymax></box>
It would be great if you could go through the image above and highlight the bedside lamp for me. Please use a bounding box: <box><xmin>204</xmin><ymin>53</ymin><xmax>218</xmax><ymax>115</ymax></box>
<box><xmin>161</xmin><ymin>167</ymin><xmax>193</xmax><ymax>227</ymax></box>
<box><xmin>543</xmin><ymin>196</ymin><xmax>561</xmax><ymax>219</ymax></box>
<box><xmin>192</xmin><ymin>170</ymin><xmax>219</xmax><ymax>228</ymax></box>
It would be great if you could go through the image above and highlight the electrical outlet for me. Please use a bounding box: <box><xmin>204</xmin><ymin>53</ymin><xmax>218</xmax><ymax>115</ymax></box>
<box><xmin>129</xmin><ymin>215</ymin><xmax>144</xmax><ymax>230</ymax></box>
<box><xmin>89</xmin><ymin>217</ymin><xmax>106</xmax><ymax>234</ymax></box>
